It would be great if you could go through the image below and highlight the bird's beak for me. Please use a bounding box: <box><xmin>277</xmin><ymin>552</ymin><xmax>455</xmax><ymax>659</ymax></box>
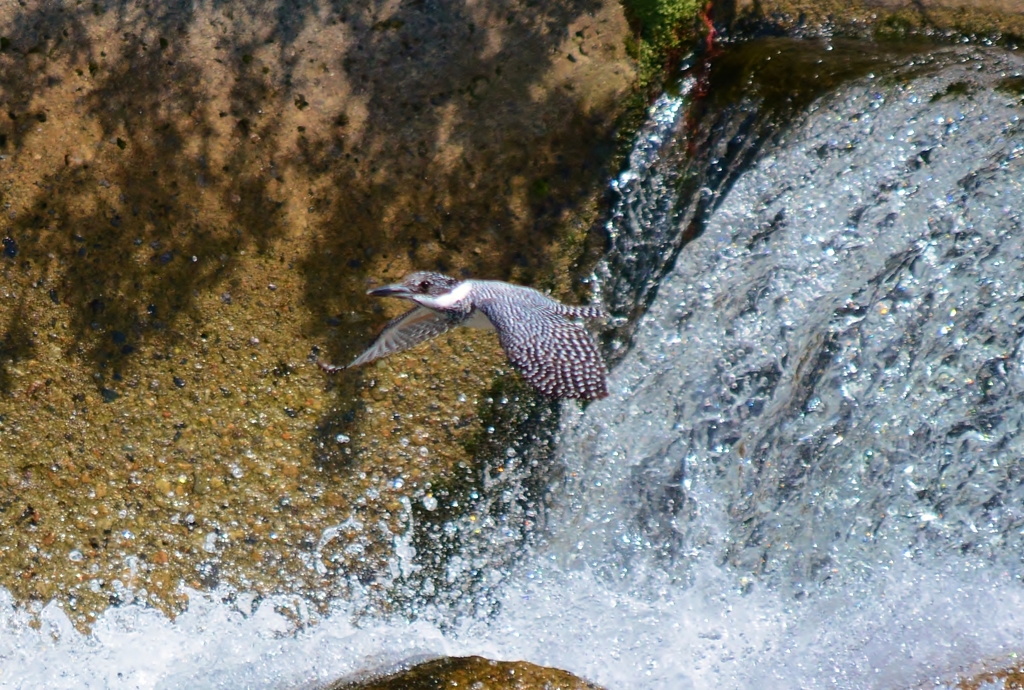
<box><xmin>367</xmin><ymin>283</ymin><xmax>411</xmax><ymax>298</ymax></box>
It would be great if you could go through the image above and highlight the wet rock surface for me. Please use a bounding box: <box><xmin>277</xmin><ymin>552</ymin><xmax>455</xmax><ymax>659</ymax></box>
<box><xmin>0</xmin><ymin>0</ymin><xmax>633</xmax><ymax>626</ymax></box>
<box><xmin>728</xmin><ymin>0</ymin><xmax>1024</xmax><ymax>42</ymax></box>
<box><xmin>332</xmin><ymin>655</ymin><xmax>605</xmax><ymax>690</ymax></box>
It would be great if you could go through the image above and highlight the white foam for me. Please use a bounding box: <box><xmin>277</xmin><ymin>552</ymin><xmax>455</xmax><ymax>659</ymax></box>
<box><xmin>2</xmin><ymin>551</ymin><xmax>1022</xmax><ymax>689</ymax></box>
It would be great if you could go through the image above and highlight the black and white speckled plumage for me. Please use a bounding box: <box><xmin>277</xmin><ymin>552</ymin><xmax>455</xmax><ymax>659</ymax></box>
<box><xmin>319</xmin><ymin>272</ymin><xmax>608</xmax><ymax>400</ymax></box>
<box><xmin>318</xmin><ymin>306</ymin><xmax>456</xmax><ymax>373</ymax></box>
<box><xmin>471</xmin><ymin>281</ymin><xmax>608</xmax><ymax>400</ymax></box>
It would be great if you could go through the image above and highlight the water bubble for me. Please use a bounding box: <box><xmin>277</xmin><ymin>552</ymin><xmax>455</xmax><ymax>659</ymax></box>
<box><xmin>335</xmin><ymin>433</ymin><xmax>350</xmax><ymax>444</ymax></box>
<box><xmin>422</xmin><ymin>495</ymin><xmax>438</xmax><ymax>511</ymax></box>
<box><xmin>68</xmin><ymin>550</ymin><xmax>84</xmax><ymax>562</ymax></box>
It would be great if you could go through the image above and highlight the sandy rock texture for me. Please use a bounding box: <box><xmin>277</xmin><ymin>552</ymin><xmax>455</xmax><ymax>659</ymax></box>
<box><xmin>0</xmin><ymin>0</ymin><xmax>634</xmax><ymax>626</ymax></box>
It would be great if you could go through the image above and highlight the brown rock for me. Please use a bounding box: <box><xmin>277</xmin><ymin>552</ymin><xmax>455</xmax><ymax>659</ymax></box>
<box><xmin>731</xmin><ymin>0</ymin><xmax>1024</xmax><ymax>38</ymax></box>
<box><xmin>329</xmin><ymin>656</ymin><xmax>606</xmax><ymax>690</ymax></box>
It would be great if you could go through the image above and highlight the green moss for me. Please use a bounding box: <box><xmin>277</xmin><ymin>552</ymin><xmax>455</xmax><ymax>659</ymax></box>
<box><xmin>528</xmin><ymin>177</ymin><xmax>550</xmax><ymax>199</ymax></box>
<box><xmin>624</xmin><ymin>0</ymin><xmax>701</xmax><ymax>45</ymax></box>
<box><xmin>875</xmin><ymin>11</ymin><xmax>917</xmax><ymax>40</ymax></box>
<box><xmin>930</xmin><ymin>80</ymin><xmax>973</xmax><ymax>103</ymax></box>
<box><xmin>612</xmin><ymin>0</ymin><xmax>703</xmax><ymax>165</ymax></box>
<box><xmin>996</xmin><ymin>76</ymin><xmax>1024</xmax><ymax>97</ymax></box>
<box><xmin>371</xmin><ymin>18</ymin><xmax>405</xmax><ymax>31</ymax></box>
<box><xmin>624</xmin><ymin>2</ymin><xmax>700</xmax><ymax>97</ymax></box>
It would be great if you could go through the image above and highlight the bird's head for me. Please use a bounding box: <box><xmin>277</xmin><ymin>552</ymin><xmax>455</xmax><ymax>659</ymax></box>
<box><xmin>368</xmin><ymin>272</ymin><xmax>465</xmax><ymax>308</ymax></box>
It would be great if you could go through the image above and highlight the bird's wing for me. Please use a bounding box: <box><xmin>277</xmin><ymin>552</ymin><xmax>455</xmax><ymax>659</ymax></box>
<box><xmin>346</xmin><ymin>306</ymin><xmax>453</xmax><ymax>368</ymax></box>
<box><xmin>476</xmin><ymin>299</ymin><xmax>608</xmax><ymax>400</ymax></box>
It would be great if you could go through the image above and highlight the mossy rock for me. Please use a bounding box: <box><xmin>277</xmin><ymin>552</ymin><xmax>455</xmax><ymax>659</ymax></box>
<box><xmin>330</xmin><ymin>656</ymin><xmax>605</xmax><ymax>690</ymax></box>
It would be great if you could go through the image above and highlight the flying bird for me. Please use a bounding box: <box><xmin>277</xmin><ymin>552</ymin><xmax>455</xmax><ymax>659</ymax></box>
<box><xmin>319</xmin><ymin>271</ymin><xmax>608</xmax><ymax>400</ymax></box>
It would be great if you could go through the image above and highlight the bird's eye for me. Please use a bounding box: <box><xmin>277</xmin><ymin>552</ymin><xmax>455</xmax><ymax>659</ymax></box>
<box><xmin>418</xmin><ymin>281</ymin><xmax>429</xmax><ymax>290</ymax></box>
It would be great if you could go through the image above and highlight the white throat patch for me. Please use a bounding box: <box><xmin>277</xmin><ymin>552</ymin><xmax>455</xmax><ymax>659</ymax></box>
<box><xmin>428</xmin><ymin>280</ymin><xmax>473</xmax><ymax>308</ymax></box>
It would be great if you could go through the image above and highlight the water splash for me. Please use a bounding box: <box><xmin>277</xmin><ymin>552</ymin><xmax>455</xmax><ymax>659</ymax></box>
<box><xmin>548</xmin><ymin>44</ymin><xmax>1024</xmax><ymax>687</ymax></box>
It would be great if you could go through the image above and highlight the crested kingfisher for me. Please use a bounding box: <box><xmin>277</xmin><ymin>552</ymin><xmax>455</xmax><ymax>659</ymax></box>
<box><xmin>319</xmin><ymin>271</ymin><xmax>608</xmax><ymax>400</ymax></box>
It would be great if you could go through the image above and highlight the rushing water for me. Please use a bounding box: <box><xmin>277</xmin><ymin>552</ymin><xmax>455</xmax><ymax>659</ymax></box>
<box><xmin>541</xmin><ymin>42</ymin><xmax>1024</xmax><ymax>688</ymax></box>
<box><xmin>5</xmin><ymin>41</ymin><xmax>1024</xmax><ymax>689</ymax></box>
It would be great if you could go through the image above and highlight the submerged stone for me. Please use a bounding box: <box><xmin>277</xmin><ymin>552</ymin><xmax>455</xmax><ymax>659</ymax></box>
<box><xmin>330</xmin><ymin>656</ymin><xmax>605</xmax><ymax>690</ymax></box>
